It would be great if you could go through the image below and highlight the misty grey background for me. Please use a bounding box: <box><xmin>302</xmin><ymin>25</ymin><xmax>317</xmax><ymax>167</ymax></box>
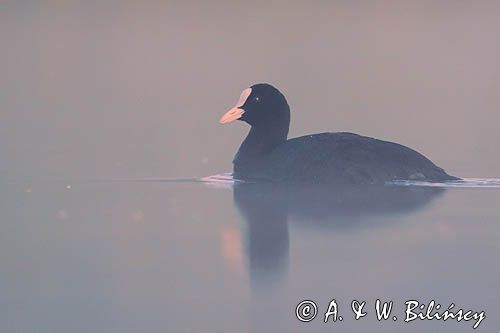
<box><xmin>1</xmin><ymin>1</ymin><xmax>499</xmax><ymax>180</ymax></box>
<box><xmin>1</xmin><ymin>2</ymin><xmax>500</xmax><ymax>333</ymax></box>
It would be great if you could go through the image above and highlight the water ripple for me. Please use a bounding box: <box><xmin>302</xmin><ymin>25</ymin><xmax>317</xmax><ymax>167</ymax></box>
<box><xmin>389</xmin><ymin>178</ymin><xmax>500</xmax><ymax>188</ymax></box>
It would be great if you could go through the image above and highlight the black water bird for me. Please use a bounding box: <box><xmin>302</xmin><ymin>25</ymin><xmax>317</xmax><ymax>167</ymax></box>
<box><xmin>220</xmin><ymin>83</ymin><xmax>458</xmax><ymax>184</ymax></box>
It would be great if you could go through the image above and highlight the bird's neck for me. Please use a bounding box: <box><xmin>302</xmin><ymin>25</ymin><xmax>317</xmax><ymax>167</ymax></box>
<box><xmin>234</xmin><ymin>122</ymin><xmax>289</xmax><ymax>167</ymax></box>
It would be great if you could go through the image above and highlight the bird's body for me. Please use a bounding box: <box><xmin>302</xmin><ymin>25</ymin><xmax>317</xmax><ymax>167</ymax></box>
<box><xmin>234</xmin><ymin>132</ymin><xmax>457</xmax><ymax>184</ymax></box>
<box><xmin>220</xmin><ymin>83</ymin><xmax>458</xmax><ymax>184</ymax></box>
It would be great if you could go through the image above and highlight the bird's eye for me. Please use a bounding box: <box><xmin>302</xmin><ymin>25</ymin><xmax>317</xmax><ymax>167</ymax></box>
<box><xmin>254</xmin><ymin>97</ymin><xmax>260</xmax><ymax>102</ymax></box>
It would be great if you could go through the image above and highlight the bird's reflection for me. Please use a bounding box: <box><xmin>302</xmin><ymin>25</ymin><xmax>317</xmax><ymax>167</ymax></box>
<box><xmin>234</xmin><ymin>183</ymin><xmax>289</xmax><ymax>289</ymax></box>
<box><xmin>233</xmin><ymin>182</ymin><xmax>444</xmax><ymax>289</ymax></box>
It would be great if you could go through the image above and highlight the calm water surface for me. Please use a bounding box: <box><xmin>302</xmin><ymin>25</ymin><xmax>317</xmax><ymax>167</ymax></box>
<box><xmin>1</xmin><ymin>179</ymin><xmax>499</xmax><ymax>332</ymax></box>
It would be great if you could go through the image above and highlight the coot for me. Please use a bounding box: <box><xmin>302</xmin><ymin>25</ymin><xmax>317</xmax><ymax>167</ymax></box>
<box><xmin>219</xmin><ymin>83</ymin><xmax>458</xmax><ymax>184</ymax></box>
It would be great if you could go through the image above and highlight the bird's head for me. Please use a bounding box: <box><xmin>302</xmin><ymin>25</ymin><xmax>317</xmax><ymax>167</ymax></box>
<box><xmin>219</xmin><ymin>83</ymin><xmax>290</xmax><ymax>128</ymax></box>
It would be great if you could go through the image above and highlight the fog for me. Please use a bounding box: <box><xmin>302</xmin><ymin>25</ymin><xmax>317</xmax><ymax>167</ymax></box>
<box><xmin>2</xmin><ymin>1</ymin><xmax>499</xmax><ymax>181</ymax></box>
